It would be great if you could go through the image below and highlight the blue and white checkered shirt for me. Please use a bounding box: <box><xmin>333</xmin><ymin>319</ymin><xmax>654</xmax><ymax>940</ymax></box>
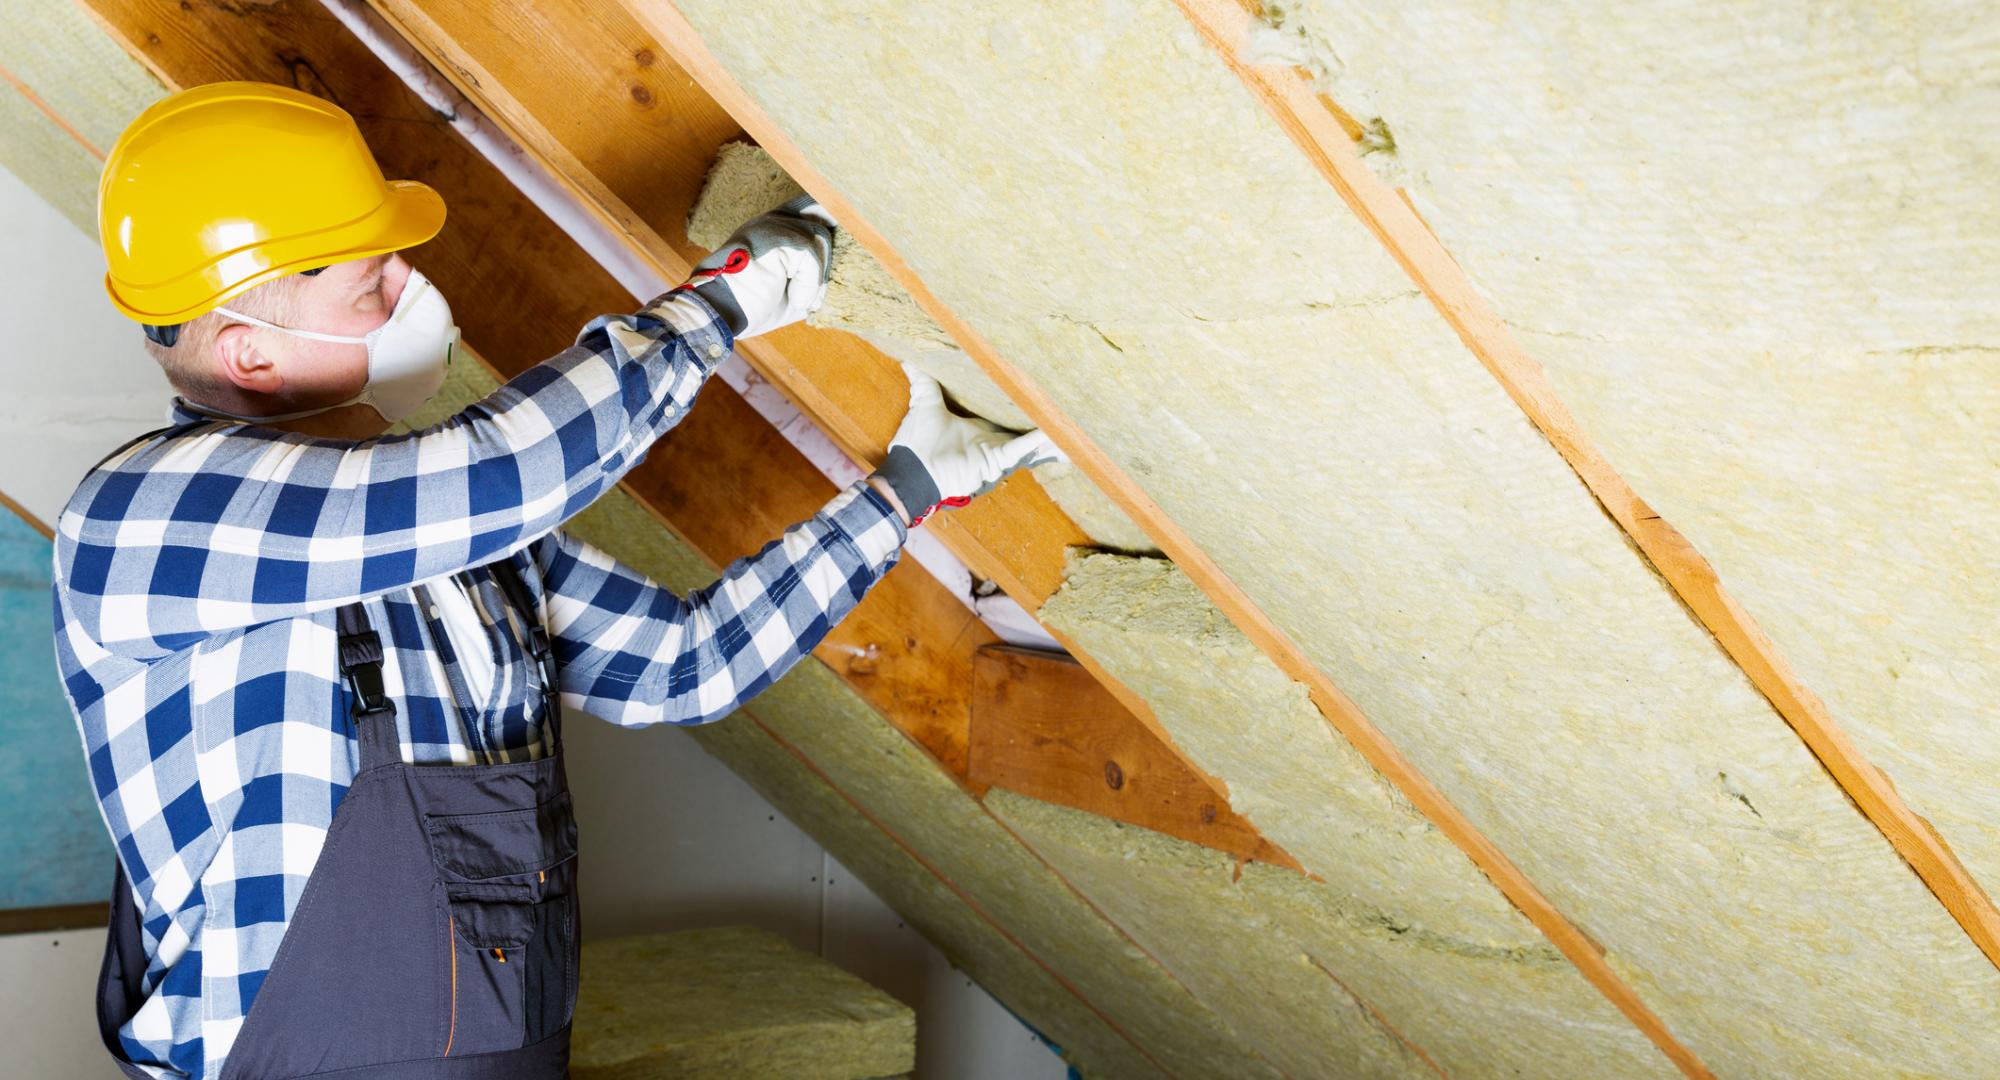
<box><xmin>51</xmin><ymin>291</ymin><xmax>906</xmax><ymax>1079</ymax></box>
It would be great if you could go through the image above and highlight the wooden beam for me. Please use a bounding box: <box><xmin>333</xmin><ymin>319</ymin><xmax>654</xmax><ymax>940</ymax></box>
<box><xmin>1167</xmin><ymin>0</ymin><xmax>2000</xmax><ymax>985</ymax></box>
<box><xmin>356</xmin><ymin>0</ymin><xmax>1306</xmax><ymax>859</ymax></box>
<box><xmin>971</xmin><ymin>646</ymin><xmax>1295</xmax><ymax>870</ymax></box>
<box><xmin>610</xmin><ymin>3</ymin><xmax>1713</xmax><ymax>1077</ymax></box>
<box><xmin>0</xmin><ymin>901</ymin><xmax>108</xmax><ymax>935</ymax></box>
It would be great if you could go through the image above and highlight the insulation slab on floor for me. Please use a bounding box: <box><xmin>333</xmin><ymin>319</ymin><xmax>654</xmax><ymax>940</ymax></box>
<box><xmin>663</xmin><ymin>1</ymin><xmax>2000</xmax><ymax>1074</ymax></box>
<box><xmin>571</xmin><ymin>927</ymin><xmax>914</xmax><ymax>1080</ymax></box>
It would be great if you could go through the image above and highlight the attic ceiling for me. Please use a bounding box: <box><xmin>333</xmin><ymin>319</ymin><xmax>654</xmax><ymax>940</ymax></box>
<box><xmin>6</xmin><ymin>1</ymin><xmax>1995</xmax><ymax>1077</ymax></box>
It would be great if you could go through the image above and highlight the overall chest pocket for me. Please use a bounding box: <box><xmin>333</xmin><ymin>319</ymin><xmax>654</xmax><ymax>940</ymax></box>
<box><xmin>425</xmin><ymin>791</ymin><xmax>578</xmax><ymax>1055</ymax></box>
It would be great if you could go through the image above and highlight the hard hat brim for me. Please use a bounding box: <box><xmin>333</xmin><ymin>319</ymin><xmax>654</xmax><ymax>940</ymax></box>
<box><xmin>105</xmin><ymin>179</ymin><xmax>448</xmax><ymax>325</ymax></box>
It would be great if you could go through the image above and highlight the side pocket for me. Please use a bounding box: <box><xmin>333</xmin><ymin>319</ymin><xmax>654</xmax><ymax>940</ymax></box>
<box><xmin>520</xmin><ymin>887</ymin><xmax>574</xmax><ymax>1044</ymax></box>
<box><xmin>426</xmin><ymin>794</ymin><xmax>579</xmax><ymax>1053</ymax></box>
<box><xmin>426</xmin><ymin>793</ymin><xmax>577</xmax><ymax>881</ymax></box>
<box><xmin>443</xmin><ymin>895</ymin><xmax>526</xmax><ymax>1058</ymax></box>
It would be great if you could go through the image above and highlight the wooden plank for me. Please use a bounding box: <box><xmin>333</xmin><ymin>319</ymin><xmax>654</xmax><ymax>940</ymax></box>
<box><xmin>611</xmin><ymin>3</ymin><xmax>1715</xmax><ymax>1077</ymax></box>
<box><xmin>358</xmin><ymin>0</ymin><xmax>1305</xmax><ymax>860</ymax></box>
<box><xmin>0</xmin><ymin>901</ymin><xmax>108</xmax><ymax>935</ymax></box>
<box><xmin>971</xmin><ymin>646</ymin><xmax>1294</xmax><ymax>869</ymax></box>
<box><xmin>1168</xmin><ymin>0</ymin><xmax>2000</xmax><ymax>989</ymax></box>
<box><xmin>0</xmin><ymin>487</ymin><xmax>53</xmax><ymax>540</ymax></box>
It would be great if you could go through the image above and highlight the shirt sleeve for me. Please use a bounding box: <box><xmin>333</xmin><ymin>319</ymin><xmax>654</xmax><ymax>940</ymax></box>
<box><xmin>534</xmin><ymin>481</ymin><xmax>906</xmax><ymax>727</ymax></box>
<box><xmin>55</xmin><ymin>291</ymin><xmax>734</xmax><ymax>659</ymax></box>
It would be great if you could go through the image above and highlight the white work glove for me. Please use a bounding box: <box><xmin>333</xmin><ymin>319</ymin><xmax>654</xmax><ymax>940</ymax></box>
<box><xmin>679</xmin><ymin>195</ymin><xmax>834</xmax><ymax>339</ymax></box>
<box><xmin>870</xmin><ymin>365</ymin><xmax>1064</xmax><ymax>526</ymax></box>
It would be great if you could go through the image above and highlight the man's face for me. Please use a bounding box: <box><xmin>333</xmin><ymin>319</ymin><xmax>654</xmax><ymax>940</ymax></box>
<box><xmin>213</xmin><ymin>252</ymin><xmax>413</xmax><ymax>405</ymax></box>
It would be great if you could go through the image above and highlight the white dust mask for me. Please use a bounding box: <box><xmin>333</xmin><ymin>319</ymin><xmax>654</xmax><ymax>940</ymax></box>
<box><xmin>212</xmin><ymin>269</ymin><xmax>460</xmax><ymax>424</ymax></box>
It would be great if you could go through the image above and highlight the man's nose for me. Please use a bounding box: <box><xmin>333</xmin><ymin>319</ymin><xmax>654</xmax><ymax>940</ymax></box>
<box><xmin>382</xmin><ymin>253</ymin><xmax>414</xmax><ymax>310</ymax></box>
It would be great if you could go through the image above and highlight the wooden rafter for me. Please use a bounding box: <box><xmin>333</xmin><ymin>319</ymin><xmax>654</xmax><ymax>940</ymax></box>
<box><xmin>971</xmin><ymin>645</ymin><xmax>1293</xmax><ymax>867</ymax></box>
<box><xmin>353</xmin><ymin>0</ymin><xmax>1306</xmax><ymax>871</ymax></box>
<box><xmin>613</xmin><ymin>2</ymin><xmax>1712</xmax><ymax>1075</ymax></box>
<box><xmin>1166</xmin><ymin>0</ymin><xmax>2000</xmax><ymax>980</ymax></box>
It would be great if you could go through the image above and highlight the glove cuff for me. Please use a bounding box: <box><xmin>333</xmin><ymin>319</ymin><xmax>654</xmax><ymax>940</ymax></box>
<box><xmin>687</xmin><ymin>277</ymin><xmax>748</xmax><ymax>336</ymax></box>
<box><xmin>872</xmin><ymin>445</ymin><xmax>940</xmax><ymax>526</ymax></box>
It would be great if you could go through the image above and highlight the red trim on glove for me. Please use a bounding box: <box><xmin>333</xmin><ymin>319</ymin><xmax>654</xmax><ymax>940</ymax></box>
<box><xmin>909</xmin><ymin>495</ymin><xmax>972</xmax><ymax>529</ymax></box>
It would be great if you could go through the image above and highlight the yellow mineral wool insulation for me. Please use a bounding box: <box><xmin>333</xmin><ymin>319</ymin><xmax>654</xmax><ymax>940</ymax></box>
<box><xmin>1255</xmin><ymin>0</ymin><xmax>2000</xmax><ymax>897</ymax></box>
<box><xmin>986</xmin><ymin>790</ymin><xmax>1439</xmax><ymax>1080</ymax></box>
<box><xmin>989</xmin><ymin>790</ymin><xmax>1676</xmax><ymax>1080</ymax></box>
<box><xmin>1038</xmin><ymin>551</ymin><xmax>1673</xmax><ymax>1078</ymax></box>
<box><xmin>0</xmin><ymin>78</ymin><xmax>102</xmax><ymax>234</ymax></box>
<box><xmin>1031</xmin><ymin>461</ymin><xmax>1161</xmax><ymax>555</ymax></box>
<box><xmin>661</xmin><ymin>1</ymin><xmax>2000</xmax><ymax>1073</ymax></box>
<box><xmin>571</xmin><ymin>927</ymin><xmax>914</xmax><ymax>1079</ymax></box>
<box><xmin>0</xmin><ymin>0</ymin><xmax>166</xmax><ymax>154</ymax></box>
<box><xmin>687</xmin><ymin>141</ymin><xmax>976</xmax><ymax>372</ymax></box>
<box><xmin>687</xmin><ymin>140</ymin><xmax>1159</xmax><ymax>554</ymax></box>
<box><xmin>0</xmin><ymin>0</ymin><xmax>166</xmax><ymax>232</ymax></box>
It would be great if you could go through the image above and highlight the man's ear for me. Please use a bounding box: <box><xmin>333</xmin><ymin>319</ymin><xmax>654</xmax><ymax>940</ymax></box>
<box><xmin>213</xmin><ymin>322</ymin><xmax>285</xmax><ymax>396</ymax></box>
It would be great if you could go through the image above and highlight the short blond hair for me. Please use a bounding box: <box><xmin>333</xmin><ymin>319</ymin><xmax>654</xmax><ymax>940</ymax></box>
<box><xmin>142</xmin><ymin>273</ymin><xmax>313</xmax><ymax>398</ymax></box>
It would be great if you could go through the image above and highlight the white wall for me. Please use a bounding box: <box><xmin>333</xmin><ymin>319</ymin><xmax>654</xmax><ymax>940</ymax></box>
<box><xmin>0</xmin><ymin>147</ymin><xmax>172</xmax><ymax>530</ymax></box>
<box><xmin>0</xmin><ymin>157</ymin><xmax>1062</xmax><ymax>1078</ymax></box>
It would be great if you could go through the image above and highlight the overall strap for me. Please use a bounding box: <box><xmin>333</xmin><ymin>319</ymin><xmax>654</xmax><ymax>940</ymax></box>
<box><xmin>488</xmin><ymin>554</ymin><xmax>564</xmax><ymax>754</ymax></box>
<box><xmin>336</xmin><ymin>601</ymin><xmax>402</xmax><ymax>772</ymax></box>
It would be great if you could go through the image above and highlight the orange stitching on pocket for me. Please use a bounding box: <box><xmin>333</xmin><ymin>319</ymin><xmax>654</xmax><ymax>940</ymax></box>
<box><xmin>444</xmin><ymin>915</ymin><xmax>458</xmax><ymax>1057</ymax></box>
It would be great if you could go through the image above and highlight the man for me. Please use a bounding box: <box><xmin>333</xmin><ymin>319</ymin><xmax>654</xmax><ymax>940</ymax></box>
<box><xmin>57</xmin><ymin>81</ymin><xmax>1054</xmax><ymax>1079</ymax></box>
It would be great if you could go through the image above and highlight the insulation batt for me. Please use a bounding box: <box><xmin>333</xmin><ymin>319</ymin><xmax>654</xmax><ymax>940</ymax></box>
<box><xmin>1258</xmin><ymin>0</ymin><xmax>2000</xmax><ymax>931</ymax></box>
<box><xmin>666</xmin><ymin>0</ymin><xmax>2000</xmax><ymax>1074</ymax></box>
<box><xmin>0</xmin><ymin>0</ymin><xmax>167</xmax><ymax>232</ymax></box>
<box><xmin>570</xmin><ymin>926</ymin><xmax>914</xmax><ymax>1079</ymax></box>
<box><xmin>688</xmin><ymin>141</ymin><xmax>1160</xmax><ymax>553</ymax></box>
<box><xmin>1041</xmin><ymin>552</ymin><xmax>1672</xmax><ymax>1079</ymax></box>
<box><xmin>989</xmin><ymin>790</ymin><xmax>1437</xmax><ymax>1080</ymax></box>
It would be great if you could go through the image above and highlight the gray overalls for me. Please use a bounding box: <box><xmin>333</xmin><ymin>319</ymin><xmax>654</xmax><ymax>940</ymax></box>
<box><xmin>96</xmin><ymin>556</ymin><xmax>581</xmax><ymax>1078</ymax></box>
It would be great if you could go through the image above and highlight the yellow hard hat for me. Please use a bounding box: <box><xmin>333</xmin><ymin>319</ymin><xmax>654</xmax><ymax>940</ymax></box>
<box><xmin>98</xmin><ymin>81</ymin><xmax>446</xmax><ymax>326</ymax></box>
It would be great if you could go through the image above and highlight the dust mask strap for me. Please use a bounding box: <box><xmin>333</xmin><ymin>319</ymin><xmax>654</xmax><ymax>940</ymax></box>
<box><xmin>212</xmin><ymin>269</ymin><xmax>459</xmax><ymax>425</ymax></box>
